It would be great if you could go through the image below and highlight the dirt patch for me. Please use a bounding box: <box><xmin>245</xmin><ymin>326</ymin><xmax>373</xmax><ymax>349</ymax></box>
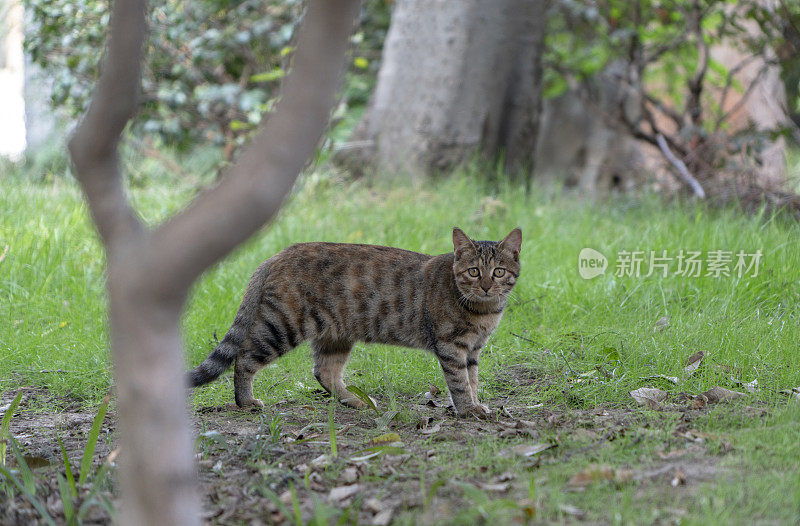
<box><xmin>0</xmin><ymin>373</ymin><xmax>747</xmax><ymax>524</ymax></box>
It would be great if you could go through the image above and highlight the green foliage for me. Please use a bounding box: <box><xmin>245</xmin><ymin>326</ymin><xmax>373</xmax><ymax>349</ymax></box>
<box><xmin>0</xmin><ymin>392</ymin><xmax>23</xmax><ymax>466</ymax></box>
<box><xmin>545</xmin><ymin>0</ymin><xmax>799</xmax><ymax>181</ymax></box>
<box><xmin>79</xmin><ymin>394</ymin><xmax>108</xmax><ymax>486</ymax></box>
<box><xmin>24</xmin><ymin>0</ymin><xmax>391</xmax><ymax>149</ymax></box>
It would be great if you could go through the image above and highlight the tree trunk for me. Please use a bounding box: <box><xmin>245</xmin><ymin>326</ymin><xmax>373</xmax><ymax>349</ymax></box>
<box><xmin>66</xmin><ymin>1</ymin><xmax>361</xmax><ymax>524</ymax></box>
<box><xmin>339</xmin><ymin>0</ymin><xmax>547</xmax><ymax>181</ymax></box>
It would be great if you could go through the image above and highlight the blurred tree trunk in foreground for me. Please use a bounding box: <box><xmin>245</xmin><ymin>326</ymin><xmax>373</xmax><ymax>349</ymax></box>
<box><xmin>66</xmin><ymin>0</ymin><xmax>360</xmax><ymax>524</ymax></box>
<box><xmin>337</xmin><ymin>0</ymin><xmax>547</xmax><ymax>184</ymax></box>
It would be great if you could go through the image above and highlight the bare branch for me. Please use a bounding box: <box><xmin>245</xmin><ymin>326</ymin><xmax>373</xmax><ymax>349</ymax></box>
<box><xmin>714</xmin><ymin>59</ymin><xmax>772</xmax><ymax>132</ymax></box>
<box><xmin>686</xmin><ymin>0</ymin><xmax>708</xmax><ymax>127</ymax></box>
<box><xmin>656</xmin><ymin>133</ymin><xmax>706</xmax><ymax>198</ymax></box>
<box><xmin>68</xmin><ymin>0</ymin><xmax>147</xmax><ymax>246</ymax></box>
<box><xmin>146</xmin><ymin>0</ymin><xmax>361</xmax><ymax>299</ymax></box>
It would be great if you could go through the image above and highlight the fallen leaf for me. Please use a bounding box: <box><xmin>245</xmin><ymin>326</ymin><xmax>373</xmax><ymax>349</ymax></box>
<box><xmin>559</xmin><ymin>504</ymin><xmax>586</xmax><ymax>518</ymax></box>
<box><xmin>690</xmin><ymin>395</ymin><xmax>708</xmax><ymax>409</ymax></box>
<box><xmin>476</xmin><ymin>481</ymin><xmax>512</xmax><ymax>492</ymax></box>
<box><xmin>310</xmin><ymin>454</ymin><xmax>330</xmax><ymax>468</ymax></box>
<box><xmin>371</xmin><ymin>432</ymin><xmax>401</xmax><ymax>445</ymax></box>
<box><xmin>567</xmin><ymin>464</ymin><xmax>615</xmax><ymax>487</ymax></box>
<box><xmin>701</xmin><ymin>386</ymin><xmax>746</xmax><ymax>403</ymax></box>
<box><xmin>630</xmin><ymin>387</ymin><xmax>668</xmax><ymax>408</ymax></box>
<box><xmin>683</xmin><ymin>351</ymin><xmax>704</xmax><ymax>375</ymax></box>
<box><xmin>419</xmin><ymin>423</ymin><xmax>441</xmax><ymax>435</ymax></box>
<box><xmin>671</xmin><ymin>468</ymin><xmax>686</xmax><ymax>487</ymax></box>
<box><xmin>427</xmin><ymin>383</ymin><xmax>441</xmax><ymax>396</ymax></box>
<box><xmin>657</xmin><ymin>448</ymin><xmax>688</xmax><ymax>459</ymax></box>
<box><xmin>341</xmin><ymin>466</ymin><xmax>360</xmax><ymax>484</ymax></box>
<box><xmin>614</xmin><ymin>469</ymin><xmax>635</xmax><ymax>483</ymax></box>
<box><xmin>500</xmin><ymin>442</ymin><xmax>555</xmax><ymax>458</ymax></box>
<box><xmin>641</xmin><ymin>374</ymin><xmax>679</xmax><ymax>385</ymax></box>
<box><xmin>329</xmin><ymin>484</ymin><xmax>361</xmax><ymax>503</ymax></box>
<box><xmin>371</xmin><ymin>509</ymin><xmax>394</xmax><ymax>526</ymax></box>
<box><xmin>654</xmin><ymin>316</ymin><xmax>670</xmax><ymax>331</ymax></box>
<box><xmin>22</xmin><ymin>456</ymin><xmax>50</xmax><ymax>469</ymax></box>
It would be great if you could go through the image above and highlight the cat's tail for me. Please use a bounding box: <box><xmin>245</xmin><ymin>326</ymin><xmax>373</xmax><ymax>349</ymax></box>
<box><xmin>187</xmin><ymin>262</ymin><xmax>270</xmax><ymax>387</ymax></box>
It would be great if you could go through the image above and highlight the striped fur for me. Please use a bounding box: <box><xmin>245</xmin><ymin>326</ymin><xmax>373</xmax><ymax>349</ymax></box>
<box><xmin>188</xmin><ymin>227</ymin><xmax>522</xmax><ymax>418</ymax></box>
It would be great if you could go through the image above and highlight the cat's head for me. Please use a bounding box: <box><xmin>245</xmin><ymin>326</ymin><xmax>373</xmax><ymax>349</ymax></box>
<box><xmin>452</xmin><ymin>227</ymin><xmax>522</xmax><ymax>303</ymax></box>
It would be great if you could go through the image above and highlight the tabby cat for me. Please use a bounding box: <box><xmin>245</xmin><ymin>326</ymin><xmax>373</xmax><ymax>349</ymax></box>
<box><xmin>188</xmin><ymin>227</ymin><xmax>522</xmax><ymax>418</ymax></box>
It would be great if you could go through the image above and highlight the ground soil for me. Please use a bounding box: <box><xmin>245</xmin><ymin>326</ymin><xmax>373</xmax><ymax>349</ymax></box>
<box><xmin>0</xmin><ymin>365</ymin><xmax>748</xmax><ymax>525</ymax></box>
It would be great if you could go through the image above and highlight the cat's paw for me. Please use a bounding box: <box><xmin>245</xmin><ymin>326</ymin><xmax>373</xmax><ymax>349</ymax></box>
<box><xmin>459</xmin><ymin>403</ymin><xmax>493</xmax><ymax>420</ymax></box>
<box><xmin>341</xmin><ymin>396</ymin><xmax>368</xmax><ymax>409</ymax></box>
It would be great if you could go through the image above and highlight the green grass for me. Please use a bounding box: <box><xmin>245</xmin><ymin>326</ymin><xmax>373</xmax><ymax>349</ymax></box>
<box><xmin>2</xmin><ymin>159</ymin><xmax>800</xmax><ymax>523</ymax></box>
<box><xmin>2</xmin><ymin>165</ymin><xmax>799</xmax><ymax>407</ymax></box>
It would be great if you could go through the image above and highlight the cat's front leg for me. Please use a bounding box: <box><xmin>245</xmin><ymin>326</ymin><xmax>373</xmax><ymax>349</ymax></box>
<box><xmin>467</xmin><ymin>347</ymin><xmax>490</xmax><ymax>415</ymax></box>
<box><xmin>435</xmin><ymin>343</ymin><xmax>492</xmax><ymax>419</ymax></box>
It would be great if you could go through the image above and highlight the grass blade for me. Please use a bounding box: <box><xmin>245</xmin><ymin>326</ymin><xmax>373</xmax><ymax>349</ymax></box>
<box><xmin>290</xmin><ymin>483</ymin><xmax>303</xmax><ymax>526</ymax></box>
<box><xmin>11</xmin><ymin>438</ymin><xmax>36</xmax><ymax>495</ymax></box>
<box><xmin>0</xmin><ymin>391</ymin><xmax>23</xmax><ymax>465</ymax></box>
<box><xmin>76</xmin><ymin>462</ymin><xmax>111</xmax><ymax>521</ymax></box>
<box><xmin>328</xmin><ymin>401</ymin><xmax>337</xmax><ymax>458</ymax></box>
<box><xmin>57</xmin><ymin>472</ymin><xmax>76</xmax><ymax>525</ymax></box>
<box><xmin>0</xmin><ymin>464</ymin><xmax>56</xmax><ymax>526</ymax></box>
<box><xmin>345</xmin><ymin>385</ymin><xmax>378</xmax><ymax>413</ymax></box>
<box><xmin>79</xmin><ymin>393</ymin><xmax>109</xmax><ymax>485</ymax></box>
<box><xmin>58</xmin><ymin>435</ymin><xmax>77</xmax><ymax>497</ymax></box>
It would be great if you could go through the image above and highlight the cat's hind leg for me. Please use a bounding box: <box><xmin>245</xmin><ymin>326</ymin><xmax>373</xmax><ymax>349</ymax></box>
<box><xmin>311</xmin><ymin>339</ymin><xmax>365</xmax><ymax>409</ymax></box>
<box><xmin>235</xmin><ymin>312</ymin><xmax>300</xmax><ymax>407</ymax></box>
<box><xmin>234</xmin><ymin>350</ymin><xmax>266</xmax><ymax>408</ymax></box>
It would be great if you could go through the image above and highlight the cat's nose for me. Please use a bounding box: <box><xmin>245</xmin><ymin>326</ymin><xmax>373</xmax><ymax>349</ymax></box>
<box><xmin>480</xmin><ymin>282</ymin><xmax>491</xmax><ymax>293</ymax></box>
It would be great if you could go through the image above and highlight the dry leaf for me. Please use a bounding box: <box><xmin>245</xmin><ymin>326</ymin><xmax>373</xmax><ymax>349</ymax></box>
<box><xmin>427</xmin><ymin>383</ymin><xmax>441</xmax><ymax>396</ymax></box>
<box><xmin>654</xmin><ymin>316</ymin><xmax>670</xmax><ymax>331</ymax></box>
<box><xmin>500</xmin><ymin>442</ymin><xmax>555</xmax><ymax>458</ymax></box>
<box><xmin>701</xmin><ymin>386</ymin><xmax>746</xmax><ymax>403</ymax></box>
<box><xmin>476</xmin><ymin>481</ymin><xmax>512</xmax><ymax>492</ymax></box>
<box><xmin>329</xmin><ymin>484</ymin><xmax>361</xmax><ymax>503</ymax></box>
<box><xmin>341</xmin><ymin>466</ymin><xmax>360</xmax><ymax>484</ymax></box>
<box><xmin>642</xmin><ymin>374</ymin><xmax>679</xmax><ymax>385</ymax></box>
<box><xmin>671</xmin><ymin>468</ymin><xmax>686</xmax><ymax>487</ymax></box>
<box><xmin>683</xmin><ymin>351</ymin><xmax>704</xmax><ymax>375</ymax></box>
<box><xmin>559</xmin><ymin>504</ymin><xmax>586</xmax><ymax>518</ymax></box>
<box><xmin>371</xmin><ymin>509</ymin><xmax>394</xmax><ymax>526</ymax></box>
<box><xmin>690</xmin><ymin>394</ymin><xmax>708</xmax><ymax>409</ymax></box>
<box><xmin>419</xmin><ymin>423</ymin><xmax>441</xmax><ymax>435</ymax></box>
<box><xmin>568</xmin><ymin>464</ymin><xmax>615</xmax><ymax>487</ymax></box>
<box><xmin>568</xmin><ymin>464</ymin><xmax>632</xmax><ymax>488</ymax></box>
<box><xmin>657</xmin><ymin>448</ymin><xmax>688</xmax><ymax>459</ymax></box>
<box><xmin>630</xmin><ymin>387</ymin><xmax>668</xmax><ymax>408</ymax></box>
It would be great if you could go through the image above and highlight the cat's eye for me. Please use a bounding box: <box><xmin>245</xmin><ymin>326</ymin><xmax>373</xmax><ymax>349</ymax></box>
<box><xmin>467</xmin><ymin>267</ymin><xmax>480</xmax><ymax>277</ymax></box>
<box><xmin>493</xmin><ymin>268</ymin><xmax>506</xmax><ymax>278</ymax></box>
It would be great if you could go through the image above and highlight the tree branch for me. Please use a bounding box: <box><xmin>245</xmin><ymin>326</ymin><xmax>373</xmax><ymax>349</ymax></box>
<box><xmin>145</xmin><ymin>0</ymin><xmax>361</xmax><ymax>299</ymax></box>
<box><xmin>68</xmin><ymin>0</ymin><xmax>147</xmax><ymax>247</ymax></box>
<box><xmin>656</xmin><ymin>133</ymin><xmax>706</xmax><ymax>198</ymax></box>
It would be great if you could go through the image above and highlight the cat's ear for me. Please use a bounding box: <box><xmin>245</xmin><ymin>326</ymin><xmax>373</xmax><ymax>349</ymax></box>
<box><xmin>452</xmin><ymin>227</ymin><xmax>474</xmax><ymax>254</ymax></box>
<box><xmin>498</xmin><ymin>228</ymin><xmax>522</xmax><ymax>261</ymax></box>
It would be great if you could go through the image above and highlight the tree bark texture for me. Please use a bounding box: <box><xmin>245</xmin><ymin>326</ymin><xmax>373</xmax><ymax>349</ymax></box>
<box><xmin>67</xmin><ymin>1</ymin><xmax>361</xmax><ymax>524</ymax></box>
<box><xmin>341</xmin><ymin>0</ymin><xmax>547</xmax><ymax>180</ymax></box>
